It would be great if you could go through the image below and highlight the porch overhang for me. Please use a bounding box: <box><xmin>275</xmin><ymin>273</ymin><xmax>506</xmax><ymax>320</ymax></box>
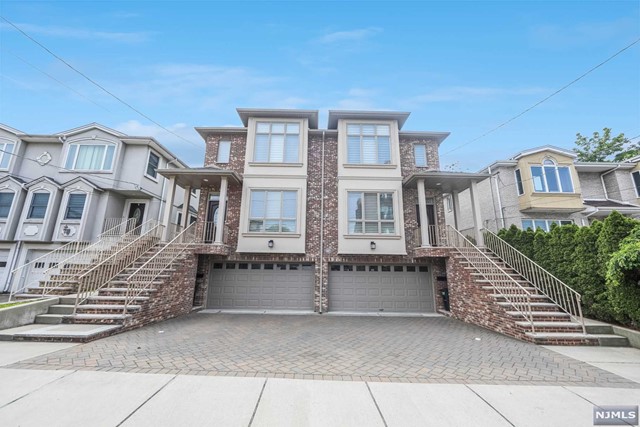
<box><xmin>403</xmin><ymin>171</ymin><xmax>490</xmax><ymax>192</ymax></box>
<box><xmin>157</xmin><ymin>168</ymin><xmax>243</xmax><ymax>189</ymax></box>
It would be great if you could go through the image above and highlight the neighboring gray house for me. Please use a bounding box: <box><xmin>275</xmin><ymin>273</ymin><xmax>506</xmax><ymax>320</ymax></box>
<box><xmin>0</xmin><ymin>123</ymin><xmax>197</xmax><ymax>292</ymax></box>
<box><xmin>446</xmin><ymin>145</ymin><xmax>640</xmax><ymax>233</ymax></box>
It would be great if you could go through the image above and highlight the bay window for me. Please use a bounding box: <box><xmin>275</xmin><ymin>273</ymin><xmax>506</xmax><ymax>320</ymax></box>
<box><xmin>530</xmin><ymin>159</ymin><xmax>574</xmax><ymax>193</ymax></box>
<box><xmin>347</xmin><ymin>192</ymin><xmax>395</xmax><ymax>234</ymax></box>
<box><xmin>65</xmin><ymin>143</ymin><xmax>115</xmax><ymax>171</ymax></box>
<box><xmin>521</xmin><ymin>219</ymin><xmax>573</xmax><ymax>232</ymax></box>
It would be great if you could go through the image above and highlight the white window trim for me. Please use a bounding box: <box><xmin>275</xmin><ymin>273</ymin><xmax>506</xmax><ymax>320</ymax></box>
<box><xmin>144</xmin><ymin>150</ymin><xmax>161</xmax><ymax>182</ymax></box>
<box><xmin>530</xmin><ymin>158</ymin><xmax>575</xmax><ymax>194</ymax></box>
<box><xmin>515</xmin><ymin>169</ymin><xmax>524</xmax><ymax>196</ymax></box>
<box><xmin>413</xmin><ymin>143</ymin><xmax>427</xmax><ymax>167</ymax></box>
<box><xmin>217</xmin><ymin>140</ymin><xmax>231</xmax><ymax>164</ymax></box>
<box><xmin>246</xmin><ymin>188</ymin><xmax>300</xmax><ymax>235</ymax></box>
<box><xmin>0</xmin><ymin>140</ymin><xmax>16</xmax><ymax>171</ymax></box>
<box><xmin>251</xmin><ymin>121</ymin><xmax>301</xmax><ymax>164</ymax></box>
<box><xmin>26</xmin><ymin>190</ymin><xmax>51</xmax><ymax>221</ymax></box>
<box><xmin>632</xmin><ymin>171</ymin><xmax>640</xmax><ymax>197</ymax></box>
<box><xmin>521</xmin><ymin>218</ymin><xmax>574</xmax><ymax>232</ymax></box>
<box><xmin>0</xmin><ymin>189</ymin><xmax>16</xmax><ymax>220</ymax></box>
<box><xmin>346</xmin><ymin>190</ymin><xmax>399</xmax><ymax>237</ymax></box>
<box><xmin>62</xmin><ymin>191</ymin><xmax>88</xmax><ymax>221</ymax></box>
<box><xmin>63</xmin><ymin>139</ymin><xmax>117</xmax><ymax>173</ymax></box>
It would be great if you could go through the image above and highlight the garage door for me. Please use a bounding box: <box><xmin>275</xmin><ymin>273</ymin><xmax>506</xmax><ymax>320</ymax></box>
<box><xmin>207</xmin><ymin>262</ymin><xmax>315</xmax><ymax>310</ymax></box>
<box><xmin>329</xmin><ymin>264</ymin><xmax>434</xmax><ymax>313</ymax></box>
<box><xmin>21</xmin><ymin>250</ymin><xmax>51</xmax><ymax>290</ymax></box>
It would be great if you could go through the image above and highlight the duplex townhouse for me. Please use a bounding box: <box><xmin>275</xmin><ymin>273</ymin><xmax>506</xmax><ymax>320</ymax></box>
<box><xmin>160</xmin><ymin>108</ymin><xmax>488</xmax><ymax>314</ymax></box>
<box><xmin>447</xmin><ymin>145</ymin><xmax>640</xmax><ymax>233</ymax></box>
<box><xmin>0</xmin><ymin>123</ymin><xmax>197</xmax><ymax>293</ymax></box>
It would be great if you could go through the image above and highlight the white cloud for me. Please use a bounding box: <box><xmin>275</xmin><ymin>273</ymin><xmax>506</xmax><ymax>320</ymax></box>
<box><xmin>316</xmin><ymin>27</ymin><xmax>382</xmax><ymax>44</ymax></box>
<box><xmin>529</xmin><ymin>18</ymin><xmax>637</xmax><ymax>48</ymax></box>
<box><xmin>1</xmin><ymin>22</ymin><xmax>151</xmax><ymax>43</ymax></box>
<box><xmin>409</xmin><ymin>86</ymin><xmax>547</xmax><ymax>104</ymax></box>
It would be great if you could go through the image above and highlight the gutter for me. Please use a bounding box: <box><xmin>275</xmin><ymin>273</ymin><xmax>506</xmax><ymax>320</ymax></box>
<box><xmin>319</xmin><ymin>131</ymin><xmax>326</xmax><ymax>314</ymax></box>
<box><xmin>600</xmin><ymin>165</ymin><xmax>621</xmax><ymax>200</ymax></box>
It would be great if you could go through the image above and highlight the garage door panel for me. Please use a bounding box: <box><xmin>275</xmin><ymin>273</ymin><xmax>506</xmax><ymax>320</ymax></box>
<box><xmin>208</xmin><ymin>263</ymin><xmax>314</xmax><ymax>310</ymax></box>
<box><xmin>329</xmin><ymin>264</ymin><xmax>434</xmax><ymax>313</ymax></box>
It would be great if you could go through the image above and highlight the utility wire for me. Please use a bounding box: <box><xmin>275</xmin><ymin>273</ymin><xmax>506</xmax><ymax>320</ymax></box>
<box><xmin>1</xmin><ymin>46</ymin><xmax>110</xmax><ymax>112</ymax></box>
<box><xmin>444</xmin><ymin>37</ymin><xmax>640</xmax><ymax>155</ymax></box>
<box><xmin>1</xmin><ymin>15</ymin><xmax>204</xmax><ymax>149</ymax></box>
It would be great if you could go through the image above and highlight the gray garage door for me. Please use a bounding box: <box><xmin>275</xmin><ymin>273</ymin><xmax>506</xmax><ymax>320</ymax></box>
<box><xmin>207</xmin><ymin>262</ymin><xmax>315</xmax><ymax>310</ymax></box>
<box><xmin>329</xmin><ymin>264</ymin><xmax>434</xmax><ymax>313</ymax></box>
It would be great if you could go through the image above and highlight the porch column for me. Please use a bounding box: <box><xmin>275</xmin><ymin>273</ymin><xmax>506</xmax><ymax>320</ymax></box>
<box><xmin>214</xmin><ymin>176</ymin><xmax>228</xmax><ymax>244</ymax></box>
<box><xmin>452</xmin><ymin>190</ymin><xmax>461</xmax><ymax>229</ymax></box>
<box><xmin>181</xmin><ymin>185</ymin><xmax>191</xmax><ymax>228</ymax></box>
<box><xmin>417</xmin><ymin>178</ymin><xmax>430</xmax><ymax>247</ymax></box>
<box><xmin>469</xmin><ymin>181</ymin><xmax>484</xmax><ymax>246</ymax></box>
<box><xmin>161</xmin><ymin>176</ymin><xmax>177</xmax><ymax>241</ymax></box>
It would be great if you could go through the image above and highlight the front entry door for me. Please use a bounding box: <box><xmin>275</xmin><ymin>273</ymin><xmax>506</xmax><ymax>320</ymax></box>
<box><xmin>205</xmin><ymin>200</ymin><xmax>219</xmax><ymax>243</ymax></box>
<box><xmin>426</xmin><ymin>204</ymin><xmax>437</xmax><ymax>246</ymax></box>
<box><xmin>128</xmin><ymin>203</ymin><xmax>146</xmax><ymax>231</ymax></box>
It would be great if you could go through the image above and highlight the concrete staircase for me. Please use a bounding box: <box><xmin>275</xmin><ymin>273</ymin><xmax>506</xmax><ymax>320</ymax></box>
<box><xmin>454</xmin><ymin>250</ymin><xmax>629</xmax><ymax>347</ymax></box>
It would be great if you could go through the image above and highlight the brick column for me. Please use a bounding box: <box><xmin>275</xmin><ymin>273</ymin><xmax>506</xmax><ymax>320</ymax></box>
<box><xmin>417</xmin><ymin>178</ymin><xmax>430</xmax><ymax>246</ymax></box>
<box><xmin>214</xmin><ymin>177</ymin><xmax>227</xmax><ymax>244</ymax></box>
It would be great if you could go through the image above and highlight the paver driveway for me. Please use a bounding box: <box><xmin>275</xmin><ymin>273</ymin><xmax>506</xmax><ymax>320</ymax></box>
<box><xmin>8</xmin><ymin>313</ymin><xmax>638</xmax><ymax>386</ymax></box>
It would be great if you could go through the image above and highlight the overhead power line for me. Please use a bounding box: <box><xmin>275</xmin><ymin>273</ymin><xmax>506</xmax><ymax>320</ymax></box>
<box><xmin>444</xmin><ymin>37</ymin><xmax>640</xmax><ymax>155</ymax></box>
<box><xmin>1</xmin><ymin>15</ymin><xmax>204</xmax><ymax>149</ymax></box>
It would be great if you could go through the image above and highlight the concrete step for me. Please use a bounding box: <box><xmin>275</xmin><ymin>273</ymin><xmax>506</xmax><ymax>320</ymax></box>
<box><xmin>0</xmin><ymin>324</ymin><xmax>122</xmax><ymax>343</ymax></box>
<box><xmin>99</xmin><ymin>287</ymin><xmax>157</xmax><ymax>294</ymax></box>
<box><xmin>515</xmin><ymin>321</ymin><xmax>584</xmax><ymax>332</ymax></box>
<box><xmin>86</xmin><ymin>296</ymin><xmax>149</xmax><ymax>304</ymax></box>
<box><xmin>34</xmin><ymin>314</ymin><xmax>65</xmax><ymax>324</ymax></box>
<box><xmin>489</xmin><ymin>293</ymin><xmax>549</xmax><ymax>301</ymax></box>
<box><xmin>497</xmin><ymin>302</ymin><xmax>561</xmax><ymax>311</ymax></box>
<box><xmin>507</xmin><ymin>311</ymin><xmax>571</xmax><ymax>320</ymax></box>
<box><xmin>48</xmin><ymin>304</ymin><xmax>75</xmax><ymax>315</ymax></box>
<box><xmin>76</xmin><ymin>304</ymin><xmax>141</xmax><ymax>313</ymax></box>
<box><xmin>482</xmin><ymin>286</ymin><xmax>537</xmax><ymax>292</ymax></box>
<box><xmin>524</xmin><ymin>332</ymin><xmax>628</xmax><ymax>346</ymax></box>
<box><xmin>71</xmin><ymin>313</ymin><xmax>131</xmax><ymax>324</ymax></box>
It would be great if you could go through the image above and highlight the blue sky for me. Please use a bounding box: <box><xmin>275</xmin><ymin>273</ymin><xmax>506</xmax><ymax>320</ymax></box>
<box><xmin>1</xmin><ymin>1</ymin><xmax>638</xmax><ymax>169</ymax></box>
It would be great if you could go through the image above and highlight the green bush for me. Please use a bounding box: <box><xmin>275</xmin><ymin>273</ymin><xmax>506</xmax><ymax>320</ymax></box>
<box><xmin>606</xmin><ymin>229</ymin><xmax>640</xmax><ymax>326</ymax></box>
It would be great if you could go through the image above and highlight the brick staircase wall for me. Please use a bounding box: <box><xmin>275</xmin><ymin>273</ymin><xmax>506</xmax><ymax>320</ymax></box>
<box><xmin>445</xmin><ymin>255</ymin><xmax>532</xmax><ymax>342</ymax></box>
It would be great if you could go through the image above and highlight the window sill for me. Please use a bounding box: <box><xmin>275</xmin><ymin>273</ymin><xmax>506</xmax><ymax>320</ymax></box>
<box><xmin>242</xmin><ymin>232</ymin><xmax>301</xmax><ymax>238</ymax></box>
<box><xmin>143</xmin><ymin>174</ymin><xmax>159</xmax><ymax>183</ymax></box>
<box><xmin>531</xmin><ymin>192</ymin><xmax>578</xmax><ymax>196</ymax></box>
<box><xmin>248</xmin><ymin>162</ymin><xmax>304</xmax><ymax>167</ymax></box>
<box><xmin>343</xmin><ymin>164</ymin><xmax>397</xmax><ymax>169</ymax></box>
<box><xmin>344</xmin><ymin>234</ymin><xmax>401</xmax><ymax>240</ymax></box>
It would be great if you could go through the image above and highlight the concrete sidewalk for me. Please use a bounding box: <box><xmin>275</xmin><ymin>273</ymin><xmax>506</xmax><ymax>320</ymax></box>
<box><xmin>0</xmin><ymin>341</ymin><xmax>639</xmax><ymax>426</ymax></box>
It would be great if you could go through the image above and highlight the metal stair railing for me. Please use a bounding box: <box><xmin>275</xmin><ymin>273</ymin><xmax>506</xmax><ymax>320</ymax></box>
<box><xmin>447</xmin><ymin>225</ymin><xmax>536</xmax><ymax>333</ymax></box>
<box><xmin>8</xmin><ymin>218</ymin><xmax>137</xmax><ymax>300</ymax></box>
<box><xmin>122</xmin><ymin>222</ymin><xmax>196</xmax><ymax>315</ymax></box>
<box><xmin>483</xmin><ymin>229</ymin><xmax>585</xmax><ymax>333</ymax></box>
<box><xmin>73</xmin><ymin>220</ymin><xmax>164</xmax><ymax>314</ymax></box>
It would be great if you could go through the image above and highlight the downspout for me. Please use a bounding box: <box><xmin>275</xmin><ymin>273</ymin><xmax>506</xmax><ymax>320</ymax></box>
<box><xmin>600</xmin><ymin>165</ymin><xmax>621</xmax><ymax>200</ymax></box>
<box><xmin>488</xmin><ymin>166</ymin><xmax>505</xmax><ymax>230</ymax></box>
<box><xmin>318</xmin><ymin>131</ymin><xmax>326</xmax><ymax>314</ymax></box>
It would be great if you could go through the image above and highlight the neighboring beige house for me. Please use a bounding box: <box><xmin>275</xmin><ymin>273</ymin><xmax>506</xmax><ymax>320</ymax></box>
<box><xmin>0</xmin><ymin>123</ymin><xmax>197</xmax><ymax>292</ymax></box>
<box><xmin>445</xmin><ymin>145</ymin><xmax>640</xmax><ymax>232</ymax></box>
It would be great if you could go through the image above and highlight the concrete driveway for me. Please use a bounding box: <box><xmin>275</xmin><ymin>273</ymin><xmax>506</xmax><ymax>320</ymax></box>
<box><xmin>6</xmin><ymin>312</ymin><xmax>638</xmax><ymax>387</ymax></box>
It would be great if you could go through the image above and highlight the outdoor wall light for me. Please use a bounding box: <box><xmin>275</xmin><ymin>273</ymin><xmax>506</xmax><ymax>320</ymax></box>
<box><xmin>268</xmin><ymin>239</ymin><xmax>274</xmax><ymax>248</ymax></box>
<box><xmin>370</xmin><ymin>241</ymin><xmax>376</xmax><ymax>250</ymax></box>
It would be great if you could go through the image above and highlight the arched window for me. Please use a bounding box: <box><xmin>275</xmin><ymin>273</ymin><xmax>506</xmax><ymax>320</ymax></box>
<box><xmin>530</xmin><ymin>157</ymin><xmax>574</xmax><ymax>193</ymax></box>
<box><xmin>65</xmin><ymin>141</ymin><xmax>116</xmax><ymax>171</ymax></box>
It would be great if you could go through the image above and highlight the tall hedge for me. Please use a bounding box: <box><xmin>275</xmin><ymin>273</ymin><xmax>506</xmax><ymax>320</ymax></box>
<box><xmin>495</xmin><ymin>213</ymin><xmax>640</xmax><ymax>328</ymax></box>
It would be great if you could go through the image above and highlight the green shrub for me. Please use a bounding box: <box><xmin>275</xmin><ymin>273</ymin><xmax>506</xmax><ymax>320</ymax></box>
<box><xmin>606</xmin><ymin>229</ymin><xmax>640</xmax><ymax>326</ymax></box>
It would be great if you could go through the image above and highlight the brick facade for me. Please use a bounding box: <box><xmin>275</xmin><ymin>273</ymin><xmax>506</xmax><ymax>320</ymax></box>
<box><xmin>192</xmin><ymin>122</ymin><xmax>454</xmax><ymax>313</ymax></box>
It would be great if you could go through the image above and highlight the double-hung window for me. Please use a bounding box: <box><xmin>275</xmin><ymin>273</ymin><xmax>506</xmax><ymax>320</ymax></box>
<box><xmin>530</xmin><ymin>159</ymin><xmax>574</xmax><ymax>193</ymax></box>
<box><xmin>347</xmin><ymin>124</ymin><xmax>391</xmax><ymax>165</ymax></box>
<box><xmin>0</xmin><ymin>142</ymin><xmax>15</xmax><ymax>169</ymax></box>
<box><xmin>27</xmin><ymin>193</ymin><xmax>50</xmax><ymax>219</ymax></box>
<box><xmin>65</xmin><ymin>143</ymin><xmax>115</xmax><ymax>171</ymax></box>
<box><xmin>146</xmin><ymin>151</ymin><xmax>160</xmax><ymax>179</ymax></box>
<box><xmin>632</xmin><ymin>171</ymin><xmax>640</xmax><ymax>197</ymax></box>
<box><xmin>515</xmin><ymin>169</ymin><xmax>524</xmax><ymax>195</ymax></box>
<box><xmin>347</xmin><ymin>192</ymin><xmax>395</xmax><ymax>234</ymax></box>
<box><xmin>217</xmin><ymin>141</ymin><xmax>231</xmax><ymax>163</ymax></box>
<box><xmin>248</xmin><ymin>190</ymin><xmax>297</xmax><ymax>233</ymax></box>
<box><xmin>414</xmin><ymin>144</ymin><xmax>427</xmax><ymax>167</ymax></box>
<box><xmin>254</xmin><ymin>122</ymin><xmax>300</xmax><ymax>163</ymax></box>
<box><xmin>0</xmin><ymin>192</ymin><xmax>14</xmax><ymax>218</ymax></box>
<box><xmin>64</xmin><ymin>193</ymin><xmax>87</xmax><ymax>220</ymax></box>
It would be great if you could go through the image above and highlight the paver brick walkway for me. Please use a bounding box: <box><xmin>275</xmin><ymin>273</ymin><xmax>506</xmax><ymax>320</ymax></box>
<box><xmin>8</xmin><ymin>313</ymin><xmax>638</xmax><ymax>387</ymax></box>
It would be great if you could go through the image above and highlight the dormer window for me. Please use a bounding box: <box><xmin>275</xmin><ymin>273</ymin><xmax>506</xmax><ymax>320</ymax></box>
<box><xmin>346</xmin><ymin>124</ymin><xmax>390</xmax><ymax>165</ymax></box>
<box><xmin>27</xmin><ymin>192</ymin><xmax>50</xmax><ymax>219</ymax></box>
<box><xmin>0</xmin><ymin>192</ymin><xmax>14</xmax><ymax>218</ymax></box>
<box><xmin>65</xmin><ymin>142</ymin><xmax>115</xmax><ymax>171</ymax></box>
<box><xmin>254</xmin><ymin>122</ymin><xmax>300</xmax><ymax>163</ymax></box>
<box><xmin>0</xmin><ymin>142</ymin><xmax>15</xmax><ymax>169</ymax></box>
<box><xmin>530</xmin><ymin>158</ymin><xmax>574</xmax><ymax>193</ymax></box>
<box><xmin>64</xmin><ymin>193</ymin><xmax>87</xmax><ymax>220</ymax></box>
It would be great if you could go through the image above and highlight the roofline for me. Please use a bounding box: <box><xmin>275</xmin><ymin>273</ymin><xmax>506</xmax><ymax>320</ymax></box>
<box><xmin>195</xmin><ymin>127</ymin><xmax>248</xmax><ymax>139</ymax></box>
<box><xmin>157</xmin><ymin>168</ymin><xmax>243</xmax><ymax>185</ymax></box>
<box><xmin>403</xmin><ymin>171</ymin><xmax>490</xmax><ymax>187</ymax></box>
<box><xmin>511</xmin><ymin>145</ymin><xmax>577</xmax><ymax>160</ymax></box>
<box><xmin>0</xmin><ymin>124</ymin><xmax>25</xmax><ymax>135</ymax></box>
<box><xmin>400</xmin><ymin>131</ymin><xmax>450</xmax><ymax>144</ymax></box>
<box><xmin>327</xmin><ymin>110</ymin><xmax>411</xmax><ymax>130</ymax></box>
<box><xmin>120</xmin><ymin>137</ymin><xmax>189</xmax><ymax>169</ymax></box>
<box><xmin>478</xmin><ymin>160</ymin><xmax>518</xmax><ymax>173</ymax></box>
<box><xmin>56</xmin><ymin>122</ymin><xmax>126</xmax><ymax>138</ymax></box>
<box><xmin>236</xmin><ymin>108</ymin><xmax>319</xmax><ymax>129</ymax></box>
